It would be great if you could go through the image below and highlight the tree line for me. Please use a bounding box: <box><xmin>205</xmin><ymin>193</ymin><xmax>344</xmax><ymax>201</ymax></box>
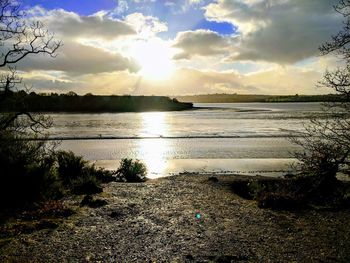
<box><xmin>0</xmin><ymin>91</ymin><xmax>193</xmax><ymax>112</ymax></box>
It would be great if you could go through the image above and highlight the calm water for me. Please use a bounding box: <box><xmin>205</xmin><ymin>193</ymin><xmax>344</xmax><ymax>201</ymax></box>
<box><xmin>52</xmin><ymin>102</ymin><xmax>323</xmax><ymax>178</ymax></box>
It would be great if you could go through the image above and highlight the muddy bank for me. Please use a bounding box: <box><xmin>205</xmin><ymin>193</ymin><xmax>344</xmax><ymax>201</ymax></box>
<box><xmin>1</xmin><ymin>174</ymin><xmax>350</xmax><ymax>262</ymax></box>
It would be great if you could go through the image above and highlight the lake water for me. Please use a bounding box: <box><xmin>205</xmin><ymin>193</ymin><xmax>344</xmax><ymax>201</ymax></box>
<box><xmin>52</xmin><ymin>102</ymin><xmax>323</xmax><ymax>178</ymax></box>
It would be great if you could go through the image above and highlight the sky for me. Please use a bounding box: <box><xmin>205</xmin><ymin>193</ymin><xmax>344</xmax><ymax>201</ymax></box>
<box><xmin>14</xmin><ymin>0</ymin><xmax>344</xmax><ymax>95</ymax></box>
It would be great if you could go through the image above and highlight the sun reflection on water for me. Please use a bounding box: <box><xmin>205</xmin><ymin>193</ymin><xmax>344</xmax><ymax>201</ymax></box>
<box><xmin>138</xmin><ymin>112</ymin><xmax>170</xmax><ymax>178</ymax></box>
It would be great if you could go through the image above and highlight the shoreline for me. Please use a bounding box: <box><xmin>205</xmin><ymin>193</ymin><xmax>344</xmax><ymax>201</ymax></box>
<box><xmin>93</xmin><ymin>158</ymin><xmax>295</xmax><ymax>179</ymax></box>
<box><xmin>12</xmin><ymin>134</ymin><xmax>302</xmax><ymax>141</ymax></box>
<box><xmin>1</xmin><ymin>174</ymin><xmax>349</xmax><ymax>262</ymax></box>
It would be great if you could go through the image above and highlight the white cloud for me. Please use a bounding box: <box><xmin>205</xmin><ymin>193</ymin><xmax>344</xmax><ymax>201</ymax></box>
<box><xmin>188</xmin><ymin>0</ymin><xmax>203</xmax><ymax>5</ymax></box>
<box><xmin>125</xmin><ymin>13</ymin><xmax>168</xmax><ymax>38</ymax></box>
<box><xmin>114</xmin><ymin>0</ymin><xmax>129</xmax><ymax>15</ymax></box>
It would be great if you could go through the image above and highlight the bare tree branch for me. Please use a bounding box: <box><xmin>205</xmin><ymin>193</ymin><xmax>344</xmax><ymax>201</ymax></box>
<box><xmin>290</xmin><ymin>0</ymin><xmax>350</xmax><ymax>185</ymax></box>
<box><xmin>0</xmin><ymin>0</ymin><xmax>61</xmax><ymax>132</ymax></box>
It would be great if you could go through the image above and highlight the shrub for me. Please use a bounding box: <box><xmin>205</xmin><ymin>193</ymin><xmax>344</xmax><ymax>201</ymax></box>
<box><xmin>55</xmin><ymin>150</ymin><xmax>114</xmax><ymax>194</ymax></box>
<box><xmin>116</xmin><ymin>158</ymin><xmax>147</xmax><ymax>182</ymax></box>
<box><xmin>80</xmin><ymin>195</ymin><xmax>108</xmax><ymax>208</ymax></box>
<box><xmin>288</xmin><ymin>0</ymin><xmax>350</xmax><ymax>199</ymax></box>
<box><xmin>55</xmin><ymin>151</ymin><xmax>88</xmax><ymax>185</ymax></box>
<box><xmin>257</xmin><ymin>192</ymin><xmax>302</xmax><ymax>210</ymax></box>
<box><xmin>84</xmin><ymin>164</ymin><xmax>116</xmax><ymax>184</ymax></box>
<box><xmin>71</xmin><ymin>176</ymin><xmax>103</xmax><ymax>195</ymax></box>
<box><xmin>0</xmin><ymin>131</ymin><xmax>62</xmax><ymax>208</ymax></box>
<box><xmin>232</xmin><ymin>178</ymin><xmax>307</xmax><ymax>210</ymax></box>
<box><xmin>247</xmin><ymin>180</ymin><xmax>266</xmax><ymax>200</ymax></box>
<box><xmin>0</xmin><ymin>142</ymin><xmax>114</xmax><ymax>210</ymax></box>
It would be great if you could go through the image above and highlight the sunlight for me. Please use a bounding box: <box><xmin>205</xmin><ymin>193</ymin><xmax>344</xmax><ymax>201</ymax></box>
<box><xmin>138</xmin><ymin>139</ymin><xmax>169</xmax><ymax>179</ymax></box>
<box><xmin>138</xmin><ymin>112</ymin><xmax>170</xmax><ymax>178</ymax></box>
<box><xmin>139</xmin><ymin>112</ymin><xmax>168</xmax><ymax>137</ymax></box>
<box><xmin>130</xmin><ymin>39</ymin><xmax>175</xmax><ymax>81</ymax></box>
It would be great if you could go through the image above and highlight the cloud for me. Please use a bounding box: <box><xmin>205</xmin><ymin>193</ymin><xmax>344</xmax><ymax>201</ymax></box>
<box><xmin>243</xmin><ymin>67</ymin><xmax>322</xmax><ymax>95</ymax></box>
<box><xmin>27</xmin><ymin>7</ymin><xmax>135</xmax><ymax>40</ymax></box>
<box><xmin>17</xmin><ymin>41</ymin><xmax>140</xmax><ymax>75</ymax></box>
<box><xmin>204</xmin><ymin>0</ymin><xmax>343</xmax><ymax>63</ymax></box>
<box><xmin>188</xmin><ymin>0</ymin><xmax>203</xmax><ymax>4</ymax></box>
<box><xmin>114</xmin><ymin>0</ymin><xmax>129</xmax><ymax>15</ymax></box>
<box><xmin>156</xmin><ymin>66</ymin><xmax>326</xmax><ymax>95</ymax></box>
<box><xmin>16</xmin><ymin>1</ymin><xmax>340</xmax><ymax>95</ymax></box>
<box><xmin>173</xmin><ymin>30</ymin><xmax>236</xmax><ymax>59</ymax></box>
<box><xmin>23</xmin><ymin>63</ymin><xmax>330</xmax><ymax>95</ymax></box>
<box><xmin>23</xmin><ymin>71</ymin><xmax>140</xmax><ymax>95</ymax></box>
<box><xmin>16</xmin><ymin>7</ymin><xmax>140</xmax><ymax>76</ymax></box>
<box><xmin>162</xmin><ymin>0</ymin><xmax>206</xmax><ymax>14</ymax></box>
<box><xmin>125</xmin><ymin>13</ymin><xmax>168</xmax><ymax>38</ymax></box>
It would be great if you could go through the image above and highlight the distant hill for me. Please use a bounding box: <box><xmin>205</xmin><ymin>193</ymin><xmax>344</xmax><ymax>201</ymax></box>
<box><xmin>0</xmin><ymin>92</ymin><xmax>193</xmax><ymax>113</ymax></box>
<box><xmin>175</xmin><ymin>94</ymin><xmax>343</xmax><ymax>103</ymax></box>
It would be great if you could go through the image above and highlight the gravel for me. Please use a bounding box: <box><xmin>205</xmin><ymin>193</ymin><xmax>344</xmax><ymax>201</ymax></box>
<box><xmin>1</xmin><ymin>174</ymin><xmax>350</xmax><ymax>262</ymax></box>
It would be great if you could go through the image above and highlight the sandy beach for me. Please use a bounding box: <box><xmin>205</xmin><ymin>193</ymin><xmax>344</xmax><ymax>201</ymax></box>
<box><xmin>1</xmin><ymin>174</ymin><xmax>350</xmax><ymax>262</ymax></box>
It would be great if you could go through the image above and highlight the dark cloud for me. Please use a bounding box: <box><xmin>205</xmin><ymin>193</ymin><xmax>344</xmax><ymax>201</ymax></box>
<box><xmin>15</xmin><ymin>8</ymin><xmax>140</xmax><ymax>75</ymax></box>
<box><xmin>17</xmin><ymin>41</ymin><xmax>140</xmax><ymax>75</ymax></box>
<box><xmin>28</xmin><ymin>7</ymin><xmax>136</xmax><ymax>40</ymax></box>
<box><xmin>205</xmin><ymin>0</ymin><xmax>342</xmax><ymax>63</ymax></box>
<box><xmin>173</xmin><ymin>29</ymin><xmax>235</xmax><ymax>59</ymax></box>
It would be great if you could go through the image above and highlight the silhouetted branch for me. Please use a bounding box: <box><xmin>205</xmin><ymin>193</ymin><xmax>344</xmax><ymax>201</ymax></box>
<box><xmin>0</xmin><ymin>0</ymin><xmax>61</xmax><ymax>133</ymax></box>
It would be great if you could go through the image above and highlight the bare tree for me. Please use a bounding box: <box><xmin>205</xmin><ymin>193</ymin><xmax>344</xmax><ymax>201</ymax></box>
<box><xmin>0</xmin><ymin>0</ymin><xmax>61</xmax><ymax>133</ymax></box>
<box><xmin>291</xmin><ymin>0</ymin><xmax>350</xmax><ymax>191</ymax></box>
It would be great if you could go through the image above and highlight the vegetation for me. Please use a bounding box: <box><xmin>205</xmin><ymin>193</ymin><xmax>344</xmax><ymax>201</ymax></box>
<box><xmin>0</xmin><ymin>92</ymin><xmax>193</xmax><ymax>112</ymax></box>
<box><xmin>0</xmin><ymin>0</ymin><xmax>60</xmax><ymax>209</ymax></box>
<box><xmin>0</xmin><ymin>139</ymin><xmax>114</xmax><ymax>208</ymax></box>
<box><xmin>232</xmin><ymin>0</ymin><xmax>350</xmax><ymax>210</ymax></box>
<box><xmin>289</xmin><ymin>0</ymin><xmax>350</xmax><ymax>193</ymax></box>
<box><xmin>0</xmin><ymin>1</ymin><xmax>117</xmax><ymax>215</ymax></box>
<box><xmin>55</xmin><ymin>151</ymin><xmax>115</xmax><ymax>195</ymax></box>
<box><xmin>115</xmin><ymin>158</ymin><xmax>147</xmax><ymax>182</ymax></box>
<box><xmin>235</xmin><ymin>0</ymin><xmax>350</xmax><ymax>210</ymax></box>
<box><xmin>0</xmin><ymin>1</ymin><xmax>153</xmax><ymax>216</ymax></box>
<box><xmin>176</xmin><ymin>93</ymin><xmax>343</xmax><ymax>103</ymax></box>
<box><xmin>231</xmin><ymin>176</ymin><xmax>350</xmax><ymax>210</ymax></box>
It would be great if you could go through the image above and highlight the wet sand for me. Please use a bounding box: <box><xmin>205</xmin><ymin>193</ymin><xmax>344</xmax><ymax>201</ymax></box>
<box><xmin>1</xmin><ymin>174</ymin><xmax>350</xmax><ymax>262</ymax></box>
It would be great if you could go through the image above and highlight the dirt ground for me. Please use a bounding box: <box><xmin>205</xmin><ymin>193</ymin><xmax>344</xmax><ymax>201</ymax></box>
<box><xmin>1</xmin><ymin>174</ymin><xmax>350</xmax><ymax>262</ymax></box>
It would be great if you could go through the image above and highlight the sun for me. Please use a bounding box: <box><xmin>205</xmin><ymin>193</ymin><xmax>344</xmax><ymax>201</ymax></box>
<box><xmin>130</xmin><ymin>39</ymin><xmax>175</xmax><ymax>81</ymax></box>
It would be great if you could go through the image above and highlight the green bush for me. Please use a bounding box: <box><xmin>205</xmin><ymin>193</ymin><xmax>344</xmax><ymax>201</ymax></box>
<box><xmin>116</xmin><ymin>158</ymin><xmax>147</xmax><ymax>182</ymax></box>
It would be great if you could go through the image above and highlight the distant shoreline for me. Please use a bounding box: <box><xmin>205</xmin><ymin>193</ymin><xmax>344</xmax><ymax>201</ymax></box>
<box><xmin>0</xmin><ymin>93</ymin><xmax>193</xmax><ymax>113</ymax></box>
<box><xmin>176</xmin><ymin>93</ymin><xmax>342</xmax><ymax>103</ymax></box>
